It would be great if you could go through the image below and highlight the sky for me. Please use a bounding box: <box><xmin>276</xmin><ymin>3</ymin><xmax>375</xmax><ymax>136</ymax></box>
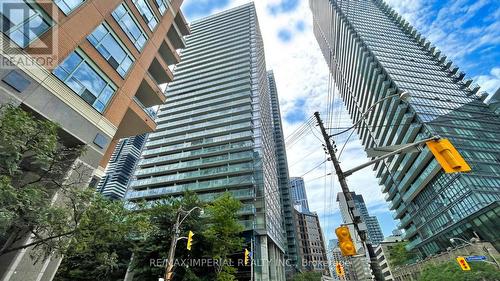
<box><xmin>180</xmin><ymin>0</ymin><xmax>500</xmax><ymax>242</ymax></box>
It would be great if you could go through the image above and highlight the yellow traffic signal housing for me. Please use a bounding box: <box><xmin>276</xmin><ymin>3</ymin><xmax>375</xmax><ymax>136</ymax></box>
<box><xmin>187</xmin><ymin>231</ymin><xmax>194</xmax><ymax>250</ymax></box>
<box><xmin>335</xmin><ymin>262</ymin><xmax>345</xmax><ymax>277</ymax></box>
<box><xmin>244</xmin><ymin>249</ymin><xmax>250</xmax><ymax>266</ymax></box>
<box><xmin>456</xmin><ymin>256</ymin><xmax>471</xmax><ymax>271</ymax></box>
<box><xmin>426</xmin><ymin>138</ymin><xmax>471</xmax><ymax>173</ymax></box>
<box><xmin>335</xmin><ymin>226</ymin><xmax>356</xmax><ymax>256</ymax></box>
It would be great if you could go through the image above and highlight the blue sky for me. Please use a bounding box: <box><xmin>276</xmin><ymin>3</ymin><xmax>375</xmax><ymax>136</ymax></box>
<box><xmin>180</xmin><ymin>0</ymin><xmax>500</xmax><ymax>242</ymax></box>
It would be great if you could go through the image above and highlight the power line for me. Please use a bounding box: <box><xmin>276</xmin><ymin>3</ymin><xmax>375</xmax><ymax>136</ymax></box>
<box><xmin>299</xmin><ymin>159</ymin><xmax>328</xmax><ymax>178</ymax></box>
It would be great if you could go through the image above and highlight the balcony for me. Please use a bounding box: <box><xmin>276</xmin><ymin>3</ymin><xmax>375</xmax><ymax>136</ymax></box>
<box><xmin>135</xmin><ymin>77</ymin><xmax>166</xmax><ymax>108</ymax></box>
<box><xmin>174</xmin><ymin>12</ymin><xmax>190</xmax><ymax>36</ymax></box>
<box><xmin>158</xmin><ymin>38</ymin><xmax>180</xmax><ymax>66</ymax></box>
<box><xmin>114</xmin><ymin>97</ymin><xmax>157</xmax><ymax>139</ymax></box>
<box><xmin>148</xmin><ymin>56</ymin><xmax>174</xmax><ymax>85</ymax></box>
<box><xmin>167</xmin><ymin>22</ymin><xmax>186</xmax><ymax>50</ymax></box>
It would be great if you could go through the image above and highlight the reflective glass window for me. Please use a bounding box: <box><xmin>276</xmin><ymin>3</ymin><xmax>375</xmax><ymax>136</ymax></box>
<box><xmin>53</xmin><ymin>50</ymin><xmax>116</xmax><ymax>113</ymax></box>
<box><xmin>54</xmin><ymin>0</ymin><xmax>84</xmax><ymax>15</ymax></box>
<box><xmin>88</xmin><ymin>23</ymin><xmax>134</xmax><ymax>77</ymax></box>
<box><xmin>112</xmin><ymin>3</ymin><xmax>148</xmax><ymax>51</ymax></box>
<box><xmin>132</xmin><ymin>0</ymin><xmax>158</xmax><ymax>30</ymax></box>
<box><xmin>154</xmin><ymin>0</ymin><xmax>169</xmax><ymax>15</ymax></box>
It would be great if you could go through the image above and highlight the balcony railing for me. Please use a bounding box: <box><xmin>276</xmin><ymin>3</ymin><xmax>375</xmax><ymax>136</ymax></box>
<box><xmin>133</xmin><ymin>97</ymin><xmax>158</xmax><ymax>120</ymax></box>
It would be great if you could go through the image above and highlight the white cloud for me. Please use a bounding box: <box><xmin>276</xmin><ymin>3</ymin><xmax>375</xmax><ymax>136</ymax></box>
<box><xmin>474</xmin><ymin>67</ymin><xmax>500</xmax><ymax>99</ymax></box>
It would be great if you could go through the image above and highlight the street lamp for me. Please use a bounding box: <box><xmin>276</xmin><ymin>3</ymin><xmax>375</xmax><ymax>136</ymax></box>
<box><xmin>449</xmin><ymin>237</ymin><xmax>499</xmax><ymax>269</ymax></box>
<box><xmin>164</xmin><ymin>206</ymin><xmax>203</xmax><ymax>281</ymax></box>
<box><xmin>329</xmin><ymin>91</ymin><xmax>411</xmax><ymax>138</ymax></box>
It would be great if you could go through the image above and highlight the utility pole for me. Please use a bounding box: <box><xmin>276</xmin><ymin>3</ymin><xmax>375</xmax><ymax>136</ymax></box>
<box><xmin>164</xmin><ymin>207</ymin><xmax>202</xmax><ymax>281</ymax></box>
<box><xmin>165</xmin><ymin>211</ymin><xmax>181</xmax><ymax>281</ymax></box>
<box><xmin>314</xmin><ymin>112</ymin><xmax>367</xmax><ymax>242</ymax></box>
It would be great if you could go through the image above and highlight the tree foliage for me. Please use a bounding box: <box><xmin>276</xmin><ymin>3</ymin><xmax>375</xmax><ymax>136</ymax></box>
<box><xmin>418</xmin><ymin>260</ymin><xmax>500</xmax><ymax>281</ymax></box>
<box><xmin>291</xmin><ymin>271</ymin><xmax>323</xmax><ymax>281</ymax></box>
<box><xmin>130</xmin><ymin>192</ymin><xmax>244</xmax><ymax>281</ymax></box>
<box><xmin>0</xmin><ymin>104</ymin><xmax>87</xmax><ymax>260</ymax></box>
<box><xmin>388</xmin><ymin>241</ymin><xmax>417</xmax><ymax>267</ymax></box>
<box><xmin>0</xmin><ymin>105</ymin><xmax>150</xmax><ymax>267</ymax></box>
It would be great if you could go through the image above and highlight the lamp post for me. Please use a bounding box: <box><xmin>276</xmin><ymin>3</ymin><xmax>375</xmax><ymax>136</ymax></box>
<box><xmin>164</xmin><ymin>206</ymin><xmax>203</xmax><ymax>281</ymax></box>
<box><xmin>449</xmin><ymin>237</ymin><xmax>500</xmax><ymax>269</ymax></box>
<box><xmin>328</xmin><ymin>91</ymin><xmax>411</xmax><ymax>137</ymax></box>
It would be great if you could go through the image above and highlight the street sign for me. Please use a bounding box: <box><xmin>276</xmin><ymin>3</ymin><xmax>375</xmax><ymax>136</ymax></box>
<box><xmin>466</xmin><ymin>255</ymin><xmax>487</xmax><ymax>262</ymax></box>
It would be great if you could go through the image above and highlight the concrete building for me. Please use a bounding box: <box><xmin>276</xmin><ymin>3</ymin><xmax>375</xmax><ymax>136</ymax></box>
<box><xmin>126</xmin><ymin>4</ymin><xmax>286</xmax><ymax>280</ymax></box>
<box><xmin>97</xmin><ymin>133</ymin><xmax>147</xmax><ymax>199</ymax></box>
<box><xmin>294</xmin><ymin>209</ymin><xmax>329</xmax><ymax>275</ymax></box>
<box><xmin>0</xmin><ymin>0</ymin><xmax>188</xmax><ymax>280</ymax></box>
<box><xmin>311</xmin><ymin>0</ymin><xmax>500</xmax><ymax>257</ymax></box>
<box><xmin>268</xmin><ymin>71</ymin><xmax>301</xmax><ymax>275</ymax></box>
<box><xmin>350</xmin><ymin>192</ymin><xmax>384</xmax><ymax>245</ymax></box>
<box><xmin>290</xmin><ymin>177</ymin><xmax>310</xmax><ymax>213</ymax></box>
<box><xmin>374</xmin><ymin>239</ymin><xmax>405</xmax><ymax>281</ymax></box>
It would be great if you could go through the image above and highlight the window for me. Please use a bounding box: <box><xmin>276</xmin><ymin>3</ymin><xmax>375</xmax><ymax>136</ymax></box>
<box><xmin>111</xmin><ymin>3</ymin><xmax>148</xmax><ymax>51</ymax></box>
<box><xmin>88</xmin><ymin>23</ymin><xmax>134</xmax><ymax>77</ymax></box>
<box><xmin>2</xmin><ymin>70</ymin><xmax>30</xmax><ymax>92</ymax></box>
<box><xmin>54</xmin><ymin>0</ymin><xmax>84</xmax><ymax>15</ymax></box>
<box><xmin>53</xmin><ymin>50</ymin><xmax>116</xmax><ymax>113</ymax></box>
<box><xmin>0</xmin><ymin>0</ymin><xmax>52</xmax><ymax>47</ymax></box>
<box><xmin>132</xmin><ymin>0</ymin><xmax>158</xmax><ymax>30</ymax></box>
<box><xmin>154</xmin><ymin>0</ymin><xmax>169</xmax><ymax>15</ymax></box>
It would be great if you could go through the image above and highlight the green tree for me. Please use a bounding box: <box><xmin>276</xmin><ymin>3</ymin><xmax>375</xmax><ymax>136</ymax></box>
<box><xmin>129</xmin><ymin>192</ymin><xmax>244</xmax><ymax>281</ymax></box>
<box><xmin>0</xmin><ymin>104</ymin><xmax>87</xmax><ymax>260</ymax></box>
<box><xmin>291</xmin><ymin>271</ymin><xmax>323</xmax><ymax>281</ymax></box>
<box><xmin>203</xmin><ymin>192</ymin><xmax>244</xmax><ymax>280</ymax></box>
<box><xmin>54</xmin><ymin>197</ymin><xmax>151</xmax><ymax>281</ymax></box>
<box><xmin>418</xmin><ymin>260</ymin><xmax>499</xmax><ymax>281</ymax></box>
<box><xmin>388</xmin><ymin>241</ymin><xmax>417</xmax><ymax>267</ymax></box>
<box><xmin>0</xmin><ymin>105</ymin><xmax>150</xmax><ymax>269</ymax></box>
<box><xmin>130</xmin><ymin>192</ymin><xmax>206</xmax><ymax>281</ymax></box>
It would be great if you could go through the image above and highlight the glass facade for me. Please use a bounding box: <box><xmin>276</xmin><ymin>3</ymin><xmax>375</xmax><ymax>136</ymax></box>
<box><xmin>132</xmin><ymin>0</ymin><xmax>158</xmax><ymax>31</ymax></box>
<box><xmin>290</xmin><ymin>177</ymin><xmax>310</xmax><ymax>213</ymax></box>
<box><xmin>112</xmin><ymin>3</ymin><xmax>148</xmax><ymax>51</ymax></box>
<box><xmin>97</xmin><ymin>134</ymin><xmax>147</xmax><ymax>200</ymax></box>
<box><xmin>127</xmin><ymin>3</ymin><xmax>286</xmax><ymax>280</ymax></box>
<box><xmin>87</xmin><ymin>23</ymin><xmax>134</xmax><ymax>78</ymax></box>
<box><xmin>310</xmin><ymin>0</ymin><xmax>500</xmax><ymax>257</ymax></box>
<box><xmin>53</xmin><ymin>49</ymin><xmax>116</xmax><ymax>112</ymax></box>
<box><xmin>153</xmin><ymin>0</ymin><xmax>169</xmax><ymax>15</ymax></box>
<box><xmin>0</xmin><ymin>0</ymin><xmax>52</xmax><ymax>48</ymax></box>
<box><xmin>268</xmin><ymin>71</ymin><xmax>300</xmax><ymax>274</ymax></box>
<box><xmin>350</xmin><ymin>193</ymin><xmax>384</xmax><ymax>245</ymax></box>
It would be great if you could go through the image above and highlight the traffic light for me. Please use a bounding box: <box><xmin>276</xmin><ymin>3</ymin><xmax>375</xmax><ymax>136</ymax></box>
<box><xmin>335</xmin><ymin>262</ymin><xmax>345</xmax><ymax>277</ymax></box>
<box><xmin>335</xmin><ymin>226</ymin><xmax>356</xmax><ymax>256</ymax></box>
<box><xmin>456</xmin><ymin>256</ymin><xmax>471</xmax><ymax>271</ymax></box>
<box><xmin>187</xmin><ymin>231</ymin><xmax>194</xmax><ymax>250</ymax></box>
<box><xmin>426</xmin><ymin>138</ymin><xmax>471</xmax><ymax>173</ymax></box>
<box><xmin>244</xmin><ymin>248</ymin><xmax>250</xmax><ymax>266</ymax></box>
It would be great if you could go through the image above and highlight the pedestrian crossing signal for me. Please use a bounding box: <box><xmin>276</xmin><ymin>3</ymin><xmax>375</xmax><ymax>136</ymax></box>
<box><xmin>335</xmin><ymin>262</ymin><xmax>345</xmax><ymax>277</ymax></box>
<box><xmin>456</xmin><ymin>256</ymin><xmax>471</xmax><ymax>271</ymax></box>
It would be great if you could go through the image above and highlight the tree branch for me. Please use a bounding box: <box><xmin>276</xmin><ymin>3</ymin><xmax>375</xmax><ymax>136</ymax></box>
<box><xmin>0</xmin><ymin>230</ymin><xmax>76</xmax><ymax>256</ymax></box>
